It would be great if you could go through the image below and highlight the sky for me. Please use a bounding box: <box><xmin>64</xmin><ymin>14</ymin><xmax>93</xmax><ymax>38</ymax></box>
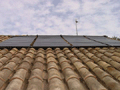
<box><xmin>0</xmin><ymin>0</ymin><xmax>120</xmax><ymax>37</ymax></box>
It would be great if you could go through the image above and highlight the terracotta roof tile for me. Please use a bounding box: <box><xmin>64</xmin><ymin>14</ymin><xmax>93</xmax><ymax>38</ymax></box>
<box><xmin>0</xmin><ymin>36</ymin><xmax>10</xmax><ymax>43</ymax></box>
<box><xmin>72</xmin><ymin>48</ymin><xmax>120</xmax><ymax>90</ymax></box>
<box><xmin>64</xmin><ymin>48</ymin><xmax>107</xmax><ymax>90</ymax></box>
<box><xmin>0</xmin><ymin>47</ymin><xmax>120</xmax><ymax>90</ymax></box>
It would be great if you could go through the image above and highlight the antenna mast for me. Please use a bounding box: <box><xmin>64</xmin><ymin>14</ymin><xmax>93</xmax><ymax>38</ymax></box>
<box><xmin>75</xmin><ymin>19</ymin><xmax>78</xmax><ymax>35</ymax></box>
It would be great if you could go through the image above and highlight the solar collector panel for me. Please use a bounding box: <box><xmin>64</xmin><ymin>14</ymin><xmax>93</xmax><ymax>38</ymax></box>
<box><xmin>63</xmin><ymin>36</ymin><xmax>94</xmax><ymax>42</ymax></box>
<box><xmin>35</xmin><ymin>36</ymin><xmax>66</xmax><ymax>42</ymax></box>
<box><xmin>0</xmin><ymin>36</ymin><xmax>36</xmax><ymax>47</ymax></box>
<box><xmin>33</xmin><ymin>35</ymin><xmax>70</xmax><ymax>47</ymax></box>
<box><xmin>87</xmin><ymin>36</ymin><xmax>120</xmax><ymax>46</ymax></box>
<box><xmin>71</xmin><ymin>42</ymin><xmax>107</xmax><ymax>46</ymax></box>
<box><xmin>62</xmin><ymin>35</ymin><xmax>108</xmax><ymax>47</ymax></box>
<box><xmin>34</xmin><ymin>43</ymin><xmax>69</xmax><ymax>47</ymax></box>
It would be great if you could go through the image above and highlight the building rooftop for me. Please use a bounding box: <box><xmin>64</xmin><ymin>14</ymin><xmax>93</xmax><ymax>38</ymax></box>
<box><xmin>0</xmin><ymin>35</ymin><xmax>120</xmax><ymax>90</ymax></box>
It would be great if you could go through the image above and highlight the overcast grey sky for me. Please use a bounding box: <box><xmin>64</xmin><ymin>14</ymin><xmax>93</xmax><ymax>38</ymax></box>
<box><xmin>0</xmin><ymin>0</ymin><xmax>120</xmax><ymax>37</ymax></box>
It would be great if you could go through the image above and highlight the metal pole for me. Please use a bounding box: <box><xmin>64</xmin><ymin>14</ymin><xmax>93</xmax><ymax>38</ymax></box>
<box><xmin>75</xmin><ymin>20</ymin><xmax>78</xmax><ymax>35</ymax></box>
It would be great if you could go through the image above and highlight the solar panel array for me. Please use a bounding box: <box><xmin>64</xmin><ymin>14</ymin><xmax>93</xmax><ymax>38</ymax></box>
<box><xmin>0</xmin><ymin>35</ymin><xmax>119</xmax><ymax>47</ymax></box>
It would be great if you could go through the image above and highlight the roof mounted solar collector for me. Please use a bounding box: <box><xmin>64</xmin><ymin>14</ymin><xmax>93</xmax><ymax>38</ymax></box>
<box><xmin>33</xmin><ymin>35</ymin><xmax>70</xmax><ymax>47</ymax></box>
<box><xmin>62</xmin><ymin>35</ymin><xmax>108</xmax><ymax>47</ymax></box>
<box><xmin>0</xmin><ymin>36</ymin><xmax>36</xmax><ymax>47</ymax></box>
<box><xmin>87</xmin><ymin>36</ymin><xmax>120</xmax><ymax>46</ymax></box>
<box><xmin>0</xmin><ymin>35</ymin><xmax>120</xmax><ymax>48</ymax></box>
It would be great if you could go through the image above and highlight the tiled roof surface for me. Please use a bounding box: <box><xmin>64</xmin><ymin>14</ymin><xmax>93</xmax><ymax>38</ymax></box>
<box><xmin>0</xmin><ymin>47</ymin><xmax>120</xmax><ymax>90</ymax></box>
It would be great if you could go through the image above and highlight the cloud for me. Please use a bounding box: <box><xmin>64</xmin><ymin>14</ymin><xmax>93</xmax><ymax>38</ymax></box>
<box><xmin>54</xmin><ymin>0</ymin><xmax>80</xmax><ymax>13</ymax></box>
<box><xmin>0</xmin><ymin>0</ymin><xmax>120</xmax><ymax>38</ymax></box>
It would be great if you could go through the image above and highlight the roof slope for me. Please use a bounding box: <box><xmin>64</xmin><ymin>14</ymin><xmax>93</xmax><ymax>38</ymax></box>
<box><xmin>0</xmin><ymin>47</ymin><xmax>120</xmax><ymax>90</ymax></box>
